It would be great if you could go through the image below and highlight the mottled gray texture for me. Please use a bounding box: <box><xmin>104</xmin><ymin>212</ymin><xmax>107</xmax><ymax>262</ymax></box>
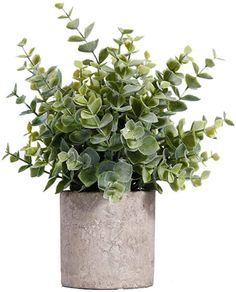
<box><xmin>60</xmin><ymin>191</ymin><xmax>155</xmax><ymax>289</ymax></box>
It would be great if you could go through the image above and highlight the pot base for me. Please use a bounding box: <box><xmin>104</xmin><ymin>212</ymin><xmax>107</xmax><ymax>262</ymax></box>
<box><xmin>61</xmin><ymin>283</ymin><xmax>153</xmax><ymax>290</ymax></box>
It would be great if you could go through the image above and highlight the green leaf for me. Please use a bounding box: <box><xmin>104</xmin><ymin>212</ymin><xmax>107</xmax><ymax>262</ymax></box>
<box><xmin>113</xmin><ymin>105</ymin><xmax>132</xmax><ymax>112</ymax></box>
<box><xmin>181</xmin><ymin>95</ymin><xmax>200</xmax><ymax>101</ymax></box>
<box><xmin>171</xmin><ymin>163</ymin><xmax>182</xmax><ymax>174</ymax></box>
<box><xmin>90</xmin><ymin>134</ymin><xmax>107</xmax><ymax>144</ymax></box>
<box><xmin>142</xmin><ymin>167</ymin><xmax>152</xmax><ymax>183</ymax></box>
<box><xmin>79</xmin><ymin>167</ymin><xmax>97</xmax><ymax>187</ymax></box>
<box><xmin>69</xmin><ymin>129</ymin><xmax>91</xmax><ymax>144</ymax></box>
<box><xmin>2</xmin><ymin>151</ymin><xmax>9</xmax><ymax>161</ymax></box>
<box><xmin>78</xmin><ymin>39</ymin><xmax>99</xmax><ymax>53</ymax></box>
<box><xmin>184</xmin><ymin>45</ymin><xmax>192</xmax><ymax>54</ymax></box>
<box><xmin>87</xmin><ymin>97</ymin><xmax>102</xmax><ymax>114</ymax></box>
<box><xmin>201</xmin><ymin>170</ymin><xmax>210</xmax><ymax>180</ymax></box>
<box><xmin>73</xmin><ymin>94</ymin><xmax>87</xmax><ymax>106</ymax></box>
<box><xmin>66</xmin><ymin>148</ymin><xmax>80</xmax><ymax>170</ymax></box>
<box><xmin>31</xmin><ymin>54</ymin><xmax>41</xmax><ymax>66</ymax></box>
<box><xmin>55</xmin><ymin>179</ymin><xmax>70</xmax><ymax>193</ymax></box>
<box><xmin>118</xmin><ymin>28</ymin><xmax>133</xmax><ymax>34</ymax></box>
<box><xmin>66</xmin><ymin>18</ymin><xmax>80</xmax><ymax>30</ymax></box>
<box><xmin>44</xmin><ymin>177</ymin><xmax>57</xmax><ymax>191</ymax></box>
<box><xmin>201</xmin><ymin>151</ymin><xmax>208</xmax><ymax>162</ymax></box>
<box><xmin>139</xmin><ymin>136</ymin><xmax>159</xmax><ymax>155</ymax></box>
<box><xmin>168</xmin><ymin>101</ymin><xmax>187</xmax><ymax>112</ymax></box>
<box><xmin>191</xmin><ymin>120</ymin><xmax>206</xmax><ymax>131</ymax></box>
<box><xmin>211</xmin><ymin>153</ymin><xmax>220</xmax><ymax>161</ymax></box>
<box><xmin>31</xmin><ymin>160</ymin><xmax>47</xmax><ymax>168</ymax></box>
<box><xmin>98</xmin><ymin>161</ymin><xmax>115</xmax><ymax>175</ymax></box>
<box><xmin>198</xmin><ymin>72</ymin><xmax>213</xmax><ymax>79</ymax></box>
<box><xmin>126</xmin><ymin>150</ymin><xmax>147</xmax><ymax>164</ymax></box>
<box><xmin>79</xmin><ymin>153</ymin><xmax>91</xmax><ymax>169</ymax></box>
<box><xmin>18</xmin><ymin>165</ymin><xmax>30</xmax><ymax>173</ymax></box>
<box><xmin>25</xmin><ymin>147</ymin><xmax>38</xmax><ymax>156</ymax></box>
<box><xmin>192</xmin><ymin>62</ymin><xmax>199</xmax><ymax>74</ymax></box>
<box><xmin>167</xmin><ymin>172</ymin><xmax>175</xmax><ymax>183</ymax></box>
<box><xmin>84</xmin><ymin>22</ymin><xmax>95</xmax><ymax>38</ymax></box>
<box><xmin>80</xmin><ymin>109</ymin><xmax>94</xmax><ymax>119</ymax></box>
<box><xmin>130</xmin><ymin>97</ymin><xmax>144</xmax><ymax>116</ymax></box>
<box><xmin>205</xmin><ymin>126</ymin><xmax>216</xmax><ymax>138</ymax></box>
<box><xmin>138</xmin><ymin>65</ymin><xmax>150</xmax><ymax>75</ymax></box>
<box><xmin>114</xmin><ymin>161</ymin><xmax>132</xmax><ymax>183</ymax></box>
<box><xmin>144</xmin><ymin>51</ymin><xmax>150</xmax><ymax>60</ymax></box>
<box><xmin>61</xmin><ymin>114</ymin><xmax>75</xmax><ymax>126</ymax></box>
<box><xmin>16</xmin><ymin>95</ymin><xmax>26</xmax><ymax>104</ymax></box>
<box><xmin>185</xmin><ymin>74</ymin><xmax>201</xmax><ymax>89</ymax></box>
<box><xmin>123</xmin><ymin>84</ymin><xmax>142</xmax><ymax>95</ymax></box>
<box><xmin>160</xmin><ymin>81</ymin><xmax>170</xmax><ymax>89</ymax></box>
<box><xmin>10</xmin><ymin>152</ymin><xmax>19</xmax><ymax>163</ymax></box>
<box><xmin>224</xmin><ymin>118</ymin><xmax>234</xmax><ymax>126</ymax></box>
<box><xmin>140</xmin><ymin>112</ymin><xmax>158</xmax><ymax>123</ymax></box>
<box><xmin>214</xmin><ymin>117</ymin><xmax>223</xmax><ymax>128</ymax></box>
<box><xmin>30</xmin><ymin>167</ymin><xmax>44</xmax><ymax>177</ymax></box>
<box><xmin>58</xmin><ymin>15</ymin><xmax>68</xmax><ymax>19</ymax></box>
<box><xmin>104</xmin><ymin>187</ymin><xmax>123</xmax><ymax>203</ymax></box>
<box><xmin>126</xmin><ymin>139</ymin><xmax>142</xmax><ymax>150</ymax></box>
<box><xmin>99</xmin><ymin>48</ymin><xmax>109</xmax><ymax>63</ymax></box>
<box><xmin>167</xmin><ymin>58</ymin><xmax>180</xmax><ymax>72</ymax></box>
<box><xmin>81</xmin><ymin>117</ymin><xmax>100</xmax><ymax>129</ymax></box>
<box><xmin>212</xmin><ymin>49</ymin><xmax>217</xmax><ymax>58</ymax></box>
<box><xmin>223</xmin><ymin>112</ymin><xmax>234</xmax><ymax>126</ymax></box>
<box><xmin>182</xmin><ymin>132</ymin><xmax>196</xmax><ymax>148</ymax></box>
<box><xmin>81</xmin><ymin>147</ymin><xmax>100</xmax><ymax>165</ymax></box>
<box><xmin>175</xmin><ymin>143</ymin><xmax>187</xmax><ymax>159</ymax></box>
<box><xmin>205</xmin><ymin>58</ymin><xmax>215</xmax><ymax>68</ymax></box>
<box><xmin>68</xmin><ymin>35</ymin><xmax>84</xmax><ymax>42</ymax></box>
<box><xmin>30</xmin><ymin>99</ymin><xmax>37</xmax><ymax>113</ymax></box>
<box><xmin>31</xmin><ymin>112</ymin><xmax>47</xmax><ymax>126</ymax></box>
<box><xmin>163</xmin><ymin>69</ymin><xmax>182</xmax><ymax>85</ymax></box>
<box><xmin>17</xmin><ymin>38</ymin><xmax>27</xmax><ymax>47</ymax></box>
<box><xmin>191</xmin><ymin>176</ymin><xmax>202</xmax><ymax>187</ymax></box>
<box><xmin>58</xmin><ymin>151</ymin><xmax>69</xmax><ymax>162</ymax></box>
<box><xmin>177</xmin><ymin>119</ymin><xmax>185</xmax><ymax>137</ymax></box>
<box><xmin>55</xmin><ymin>3</ymin><xmax>64</xmax><ymax>9</ymax></box>
<box><xmin>99</xmin><ymin>113</ymin><xmax>113</xmax><ymax>128</ymax></box>
<box><xmin>157</xmin><ymin>165</ymin><xmax>167</xmax><ymax>180</ymax></box>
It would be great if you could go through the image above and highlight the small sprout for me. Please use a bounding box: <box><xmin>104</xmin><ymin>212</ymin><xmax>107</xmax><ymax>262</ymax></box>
<box><xmin>211</xmin><ymin>153</ymin><xmax>220</xmax><ymax>161</ymax></box>
<box><xmin>17</xmin><ymin>38</ymin><xmax>27</xmax><ymax>47</ymax></box>
<box><xmin>144</xmin><ymin>50</ymin><xmax>150</xmax><ymax>60</ymax></box>
<box><xmin>55</xmin><ymin>3</ymin><xmax>64</xmax><ymax>9</ymax></box>
<box><xmin>223</xmin><ymin>112</ymin><xmax>234</xmax><ymax>126</ymax></box>
<box><xmin>184</xmin><ymin>45</ymin><xmax>192</xmax><ymax>55</ymax></box>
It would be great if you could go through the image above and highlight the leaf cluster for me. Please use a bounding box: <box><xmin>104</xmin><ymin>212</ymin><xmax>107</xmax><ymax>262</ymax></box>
<box><xmin>3</xmin><ymin>3</ymin><xmax>234</xmax><ymax>202</ymax></box>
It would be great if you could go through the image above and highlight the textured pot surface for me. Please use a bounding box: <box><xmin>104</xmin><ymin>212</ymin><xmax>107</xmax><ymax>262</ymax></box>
<box><xmin>60</xmin><ymin>191</ymin><xmax>155</xmax><ymax>289</ymax></box>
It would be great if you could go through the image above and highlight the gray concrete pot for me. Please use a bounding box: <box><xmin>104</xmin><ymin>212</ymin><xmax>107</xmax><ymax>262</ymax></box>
<box><xmin>60</xmin><ymin>191</ymin><xmax>155</xmax><ymax>289</ymax></box>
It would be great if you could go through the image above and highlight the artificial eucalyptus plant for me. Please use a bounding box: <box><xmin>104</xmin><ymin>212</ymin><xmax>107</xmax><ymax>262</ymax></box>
<box><xmin>3</xmin><ymin>3</ymin><xmax>233</xmax><ymax>202</ymax></box>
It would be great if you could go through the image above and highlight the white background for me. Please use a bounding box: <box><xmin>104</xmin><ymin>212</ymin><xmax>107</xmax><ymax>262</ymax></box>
<box><xmin>0</xmin><ymin>0</ymin><xmax>236</xmax><ymax>291</ymax></box>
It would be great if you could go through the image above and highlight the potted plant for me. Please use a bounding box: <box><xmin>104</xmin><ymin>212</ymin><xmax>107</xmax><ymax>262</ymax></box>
<box><xmin>3</xmin><ymin>2</ymin><xmax>233</xmax><ymax>289</ymax></box>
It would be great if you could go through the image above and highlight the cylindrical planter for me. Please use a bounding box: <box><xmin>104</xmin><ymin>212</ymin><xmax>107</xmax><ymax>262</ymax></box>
<box><xmin>60</xmin><ymin>191</ymin><xmax>155</xmax><ymax>289</ymax></box>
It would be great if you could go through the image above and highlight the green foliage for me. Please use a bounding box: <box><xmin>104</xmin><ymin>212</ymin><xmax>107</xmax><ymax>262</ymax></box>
<box><xmin>4</xmin><ymin>3</ymin><xmax>233</xmax><ymax>202</ymax></box>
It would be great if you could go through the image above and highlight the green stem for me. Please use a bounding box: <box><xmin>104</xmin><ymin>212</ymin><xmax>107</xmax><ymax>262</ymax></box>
<box><xmin>62</xmin><ymin>8</ymin><xmax>102</xmax><ymax>89</ymax></box>
<box><xmin>181</xmin><ymin>56</ymin><xmax>217</xmax><ymax>98</ymax></box>
<box><xmin>22</xmin><ymin>47</ymin><xmax>51</xmax><ymax>90</ymax></box>
<box><xmin>62</xmin><ymin>8</ymin><xmax>99</xmax><ymax>64</ymax></box>
<box><xmin>6</xmin><ymin>151</ymin><xmax>53</xmax><ymax>176</ymax></box>
<box><xmin>118</xmin><ymin>33</ymin><xmax>124</xmax><ymax>55</ymax></box>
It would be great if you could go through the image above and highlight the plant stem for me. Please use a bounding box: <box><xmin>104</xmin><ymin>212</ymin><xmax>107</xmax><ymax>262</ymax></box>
<box><xmin>62</xmin><ymin>8</ymin><xmax>103</xmax><ymax>89</ymax></box>
<box><xmin>22</xmin><ymin>47</ymin><xmax>51</xmax><ymax>90</ymax></box>
<box><xmin>62</xmin><ymin>8</ymin><xmax>99</xmax><ymax>64</ymax></box>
